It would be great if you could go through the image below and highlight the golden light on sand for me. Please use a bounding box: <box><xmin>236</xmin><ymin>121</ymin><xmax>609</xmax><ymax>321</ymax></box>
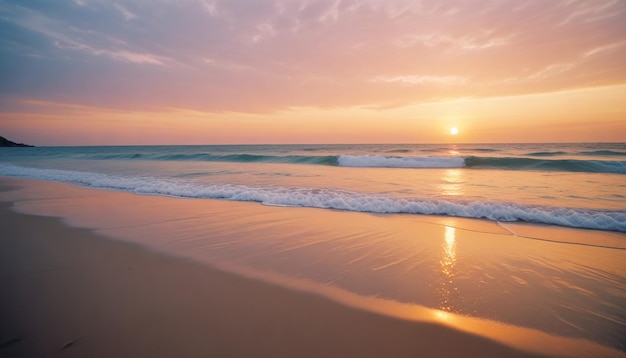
<box><xmin>434</xmin><ymin>310</ymin><xmax>453</xmax><ymax>321</ymax></box>
<box><xmin>439</xmin><ymin>226</ymin><xmax>457</xmax><ymax>312</ymax></box>
<box><xmin>443</xmin><ymin>226</ymin><xmax>457</xmax><ymax>277</ymax></box>
<box><xmin>450</xmin><ymin>127</ymin><xmax>459</xmax><ymax>135</ymax></box>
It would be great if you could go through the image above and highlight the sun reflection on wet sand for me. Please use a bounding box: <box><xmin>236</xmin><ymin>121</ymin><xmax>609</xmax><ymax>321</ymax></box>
<box><xmin>439</xmin><ymin>226</ymin><xmax>458</xmax><ymax>312</ymax></box>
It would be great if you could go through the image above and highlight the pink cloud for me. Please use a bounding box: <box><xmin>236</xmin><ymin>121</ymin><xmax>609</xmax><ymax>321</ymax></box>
<box><xmin>0</xmin><ymin>0</ymin><xmax>624</xmax><ymax>114</ymax></box>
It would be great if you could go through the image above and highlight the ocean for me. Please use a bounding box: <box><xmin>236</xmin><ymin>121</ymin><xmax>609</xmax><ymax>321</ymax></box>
<box><xmin>1</xmin><ymin>143</ymin><xmax>625</xmax><ymax>232</ymax></box>
<box><xmin>1</xmin><ymin>142</ymin><xmax>626</xmax><ymax>352</ymax></box>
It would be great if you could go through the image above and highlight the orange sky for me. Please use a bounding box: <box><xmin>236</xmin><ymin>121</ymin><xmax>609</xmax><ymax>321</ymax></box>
<box><xmin>0</xmin><ymin>0</ymin><xmax>625</xmax><ymax>145</ymax></box>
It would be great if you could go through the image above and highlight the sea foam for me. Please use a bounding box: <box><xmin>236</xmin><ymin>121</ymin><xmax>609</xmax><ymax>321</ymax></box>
<box><xmin>1</xmin><ymin>164</ymin><xmax>624</xmax><ymax>233</ymax></box>
<box><xmin>338</xmin><ymin>155</ymin><xmax>465</xmax><ymax>168</ymax></box>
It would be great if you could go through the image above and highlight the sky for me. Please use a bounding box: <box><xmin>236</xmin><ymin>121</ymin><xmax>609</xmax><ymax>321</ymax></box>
<box><xmin>0</xmin><ymin>0</ymin><xmax>625</xmax><ymax>145</ymax></box>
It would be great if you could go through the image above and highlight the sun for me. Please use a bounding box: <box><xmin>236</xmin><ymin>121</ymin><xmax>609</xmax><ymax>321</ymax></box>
<box><xmin>450</xmin><ymin>127</ymin><xmax>459</xmax><ymax>135</ymax></box>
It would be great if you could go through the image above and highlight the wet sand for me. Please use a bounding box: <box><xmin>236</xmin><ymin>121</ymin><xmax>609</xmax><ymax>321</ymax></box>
<box><xmin>1</xmin><ymin>178</ymin><xmax>624</xmax><ymax>357</ymax></box>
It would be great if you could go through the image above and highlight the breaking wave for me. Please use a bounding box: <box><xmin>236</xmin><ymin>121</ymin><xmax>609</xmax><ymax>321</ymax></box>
<box><xmin>1</xmin><ymin>164</ymin><xmax>624</xmax><ymax>232</ymax></box>
<box><xmin>73</xmin><ymin>152</ymin><xmax>626</xmax><ymax>174</ymax></box>
<box><xmin>338</xmin><ymin>155</ymin><xmax>625</xmax><ymax>174</ymax></box>
<box><xmin>338</xmin><ymin>155</ymin><xmax>465</xmax><ymax>168</ymax></box>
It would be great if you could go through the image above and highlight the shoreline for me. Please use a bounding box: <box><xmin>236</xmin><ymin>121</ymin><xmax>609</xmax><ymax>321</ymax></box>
<box><xmin>1</xmin><ymin>190</ymin><xmax>543</xmax><ymax>358</ymax></box>
<box><xmin>1</xmin><ymin>177</ymin><xmax>625</xmax><ymax>357</ymax></box>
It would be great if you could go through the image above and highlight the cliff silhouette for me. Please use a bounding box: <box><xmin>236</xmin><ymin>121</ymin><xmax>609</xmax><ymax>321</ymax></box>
<box><xmin>0</xmin><ymin>136</ymin><xmax>34</xmax><ymax>147</ymax></box>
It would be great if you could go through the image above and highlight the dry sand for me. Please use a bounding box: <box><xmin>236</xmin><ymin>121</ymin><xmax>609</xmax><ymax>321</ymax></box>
<box><xmin>0</xmin><ymin>186</ymin><xmax>548</xmax><ymax>357</ymax></box>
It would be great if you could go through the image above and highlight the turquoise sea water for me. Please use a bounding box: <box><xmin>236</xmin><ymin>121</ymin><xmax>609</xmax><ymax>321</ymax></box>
<box><xmin>1</xmin><ymin>143</ymin><xmax>625</xmax><ymax>232</ymax></box>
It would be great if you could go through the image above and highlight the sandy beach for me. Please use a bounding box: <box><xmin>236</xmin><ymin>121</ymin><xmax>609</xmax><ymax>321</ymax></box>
<box><xmin>0</xmin><ymin>180</ymin><xmax>543</xmax><ymax>358</ymax></box>
<box><xmin>1</xmin><ymin>177</ymin><xmax>624</xmax><ymax>358</ymax></box>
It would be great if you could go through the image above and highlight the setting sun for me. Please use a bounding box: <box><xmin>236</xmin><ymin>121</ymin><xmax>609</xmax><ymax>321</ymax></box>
<box><xmin>450</xmin><ymin>127</ymin><xmax>459</xmax><ymax>136</ymax></box>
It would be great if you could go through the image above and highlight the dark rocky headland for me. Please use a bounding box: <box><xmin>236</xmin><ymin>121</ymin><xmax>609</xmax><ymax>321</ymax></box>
<box><xmin>0</xmin><ymin>136</ymin><xmax>34</xmax><ymax>147</ymax></box>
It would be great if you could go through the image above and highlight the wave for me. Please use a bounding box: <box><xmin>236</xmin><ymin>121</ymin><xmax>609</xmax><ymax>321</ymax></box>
<box><xmin>338</xmin><ymin>155</ymin><xmax>465</xmax><ymax>168</ymax></box>
<box><xmin>85</xmin><ymin>152</ymin><xmax>339</xmax><ymax>166</ymax></box>
<box><xmin>1</xmin><ymin>164</ymin><xmax>625</xmax><ymax>233</ymax></box>
<box><xmin>577</xmin><ymin>150</ymin><xmax>626</xmax><ymax>157</ymax></box>
<box><xmin>468</xmin><ymin>148</ymin><xmax>501</xmax><ymax>153</ymax></box>
<box><xmin>525</xmin><ymin>150</ymin><xmax>626</xmax><ymax>157</ymax></box>
<box><xmin>526</xmin><ymin>151</ymin><xmax>568</xmax><ymax>157</ymax></box>
<box><xmin>465</xmin><ymin>156</ymin><xmax>626</xmax><ymax>174</ymax></box>
<box><xmin>337</xmin><ymin>155</ymin><xmax>626</xmax><ymax>174</ymax></box>
<box><xmin>80</xmin><ymin>152</ymin><xmax>467</xmax><ymax>169</ymax></box>
<box><xmin>58</xmin><ymin>151</ymin><xmax>626</xmax><ymax>174</ymax></box>
<box><xmin>384</xmin><ymin>149</ymin><xmax>413</xmax><ymax>153</ymax></box>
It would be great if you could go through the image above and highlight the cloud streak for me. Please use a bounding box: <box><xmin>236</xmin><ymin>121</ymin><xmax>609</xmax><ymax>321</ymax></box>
<box><xmin>0</xmin><ymin>0</ymin><xmax>624</xmax><ymax>114</ymax></box>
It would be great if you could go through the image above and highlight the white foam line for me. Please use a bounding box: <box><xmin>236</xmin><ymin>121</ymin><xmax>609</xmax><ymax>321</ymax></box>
<box><xmin>1</xmin><ymin>164</ymin><xmax>625</xmax><ymax>233</ymax></box>
<box><xmin>497</xmin><ymin>221</ymin><xmax>519</xmax><ymax>236</ymax></box>
<box><xmin>338</xmin><ymin>155</ymin><xmax>465</xmax><ymax>168</ymax></box>
<box><xmin>497</xmin><ymin>222</ymin><xmax>626</xmax><ymax>251</ymax></box>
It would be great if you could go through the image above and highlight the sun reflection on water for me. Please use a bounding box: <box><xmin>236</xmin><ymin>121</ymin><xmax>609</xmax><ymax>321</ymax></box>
<box><xmin>439</xmin><ymin>226</ymin><xmax>458</xmax><ymax>312</ymax></box>
<box><xmin>439</xmin><ymin>169</ymin><xmax>464</xmax><ymax>196</ymax></box>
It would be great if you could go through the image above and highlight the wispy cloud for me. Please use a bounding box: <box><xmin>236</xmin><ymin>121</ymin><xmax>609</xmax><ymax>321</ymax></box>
<box><xmin>583</xmin><ymin>41</ymin><xmax>626</xmax><ymax>58</ymax></box>
<box><xmin>0</xmin><ymin>0</ymin><xmax>624</xmax><ymax>113</ymax></box>
<box><xmin>526</xmin><ymin>63</ymin><xmax>577</xmax><ymax>81</ymax></box>
<box><xmin>372</xmin><ymin>75</ymin><xmax>467</xmax><ymax>86</ymax></box>
<box><xmin>556</xmin><ymin>0</ymin><xmax>621</xmax><ymax>27</ymax></box>
<box><xmin>199</xmin><ymin>0</ymin><xmax>219</xmax><ymax>16</ymax></box>
<box><xmin>1</xmin><ymin>3</ymin><xmax>166</xmax><ymax>65</ymax></box>
<box><xmin>114</xmin><ymin>3</ymin><xmax>136</xmax><ymax>21</ymax></box>
<box><xmin>393</xmin><ymin>32</ymin><xmax>512</xmax><ymax>54</ymax></box>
